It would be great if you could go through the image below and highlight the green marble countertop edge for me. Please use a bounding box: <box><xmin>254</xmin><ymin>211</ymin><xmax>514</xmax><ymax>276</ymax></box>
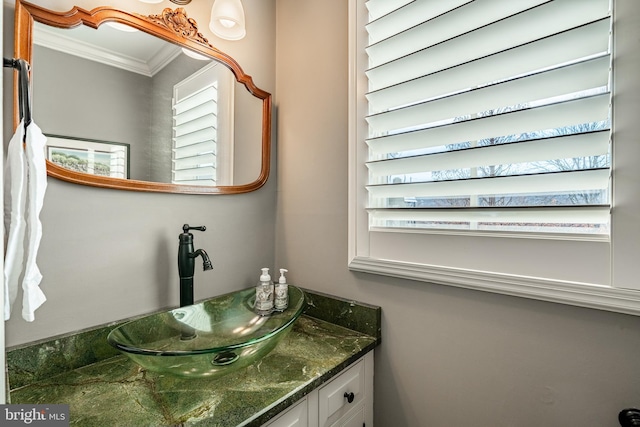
<box><xmin>8</xmin><ymin>290</ymin><xmax>381</xmax><ymax>427</ymax></box>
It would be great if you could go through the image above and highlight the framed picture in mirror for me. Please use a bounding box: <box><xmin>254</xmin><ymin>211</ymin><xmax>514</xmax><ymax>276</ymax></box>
<box><xmin>45</xmin><ymin>134</ymin><xmax>130</xmax><ymax>179</ymax></box>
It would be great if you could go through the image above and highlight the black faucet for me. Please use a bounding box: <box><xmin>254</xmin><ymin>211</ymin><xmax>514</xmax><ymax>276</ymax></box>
<box><xmin>178</xmin><ymin>224</ymin><xmax>213</xmax><ymax>307</ymax></box>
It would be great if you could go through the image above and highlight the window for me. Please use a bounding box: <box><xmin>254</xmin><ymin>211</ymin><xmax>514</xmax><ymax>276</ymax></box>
<box><xmin>172</xmin><ymin>62</ymin><xmax>234</xmax><ymax>186</ymax></box>
<box><xmin>367</xmin><ymin>0</ymin><xmax>612</xmax><ymax>234</ymax></box>
<box><xmin>349</xmin><ymin>0</ymin><xmax>640</xmax><ymax>314</ymax></box>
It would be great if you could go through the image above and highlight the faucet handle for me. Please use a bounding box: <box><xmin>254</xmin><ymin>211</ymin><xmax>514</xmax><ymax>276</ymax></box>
<box><xmin>182</xmin><ymin>224</ymin><xmax>207</xmax><ymax>233</ymax></box>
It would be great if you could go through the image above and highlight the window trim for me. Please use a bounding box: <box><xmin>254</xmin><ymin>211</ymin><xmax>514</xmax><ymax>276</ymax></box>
<box><xmin>348</xmin><ymin>0</ymin><xmax>640</xmax><ymax>315</ymax></box>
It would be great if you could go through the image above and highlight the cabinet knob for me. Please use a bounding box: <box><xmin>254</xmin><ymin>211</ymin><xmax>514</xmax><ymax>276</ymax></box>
<box><xmin>344</xmin><ymin>392</ymin><xmax>355</xmax><ymax>403</ymax></box>
<box><xmin>619</xmin><ymin>408</ymin><xmax>640</xmax><ymax>426</ymax></box>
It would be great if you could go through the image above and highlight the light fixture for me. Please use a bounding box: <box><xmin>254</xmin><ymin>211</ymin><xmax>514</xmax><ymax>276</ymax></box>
<box><xmin>105</xmin><ymin>22</ymin><xmax>139</xmax><ymax>32</ymax></box>
<box><xmin>209</xmin><ymin>0</ymin><xmax>246</xmax><ymax>41</ymax></box>
<box><xmin>137</xmin><ymin>0</ymin><xmax>246</xmax><ymax>41</ymax></box>
<box><xmin>181</xmin><ymin>47</ymin><xmax>211</xmax><ymax>61</ymax></box>
<box><xmin>138</xmin><ymin>0</ymin><xmax>195</xmax><ymax>5</ymax></box>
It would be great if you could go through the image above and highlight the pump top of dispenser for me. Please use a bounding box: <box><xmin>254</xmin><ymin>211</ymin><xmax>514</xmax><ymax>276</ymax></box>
<box><xmin>279</xmin><ymin>269</ymin><xmax>288</xmax><ymax>284</ymax></box>
<box><xmin>260</xmin><ymin>268</ymin><xmax>271</xmax><ymax>282</ymax></box>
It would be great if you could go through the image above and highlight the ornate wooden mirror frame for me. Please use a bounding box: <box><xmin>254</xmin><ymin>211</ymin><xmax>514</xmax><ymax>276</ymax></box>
<box><xmin>13</xmin><ymin>1</ymin><xmax>271</xmax><ymax>195</ymax></box>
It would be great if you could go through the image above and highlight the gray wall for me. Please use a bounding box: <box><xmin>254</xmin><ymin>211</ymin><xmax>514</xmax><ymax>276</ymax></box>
<box><xmin>3</xmin><ymin>0</ymin><xmax>277</xmax><ymax>346</ymax></box>
<box><xmin>274</xmin><ymin>1</ymin><xmax>640</xmax><ymax>426</ymax></box>
<box><xmin>32</xmin><ymin>45</ymin><xmax>153</xmax><ymax>181</ymax></box>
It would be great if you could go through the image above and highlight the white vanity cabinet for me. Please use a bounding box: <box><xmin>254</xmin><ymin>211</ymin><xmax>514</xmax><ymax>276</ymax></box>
<box><xmin>262</xmin><ymin>352</ymin><xmax>374</xmax><ymax>427</ymax></box>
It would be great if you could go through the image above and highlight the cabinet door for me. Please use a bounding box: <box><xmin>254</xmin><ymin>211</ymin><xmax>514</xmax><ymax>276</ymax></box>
<box><xmin>262</xmin><ymin>398</ymin><xmax>308</xmax><ymax>427</ymax></box>
<box><xmin>330</xmin><ymin>402</ymin><xmax>365</xmax><ymax>427</ymax></box>
<box><xmin>318</xmin><ymin>359</ymin><xmax>365</xmax><ymax>427</ymax></box>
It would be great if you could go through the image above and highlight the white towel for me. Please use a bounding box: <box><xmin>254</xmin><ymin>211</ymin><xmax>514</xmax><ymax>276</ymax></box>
<box><xmin>4</xmin><ymin>121</ymin><xmax>27</xmax><ymax>321</ymax></box>
<box><xmin>22</xmin><ymin>121</ymin><xmax>48</xmax><ymax>321</ymax></box>
<box><xmin>4</xmin><ymin>120</ymin><xmax>48</xmax><ymax>322</ymax></box>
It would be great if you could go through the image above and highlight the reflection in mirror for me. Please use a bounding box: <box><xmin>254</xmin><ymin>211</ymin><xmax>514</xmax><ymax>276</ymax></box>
<box><xmin>15</xmin><ymin>3</ymin><xmax>271</xmax><ymax>194</ymax></box>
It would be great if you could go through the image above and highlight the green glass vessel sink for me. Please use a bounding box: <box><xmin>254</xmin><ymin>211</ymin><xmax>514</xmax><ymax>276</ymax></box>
<box><xmin>107</xmin><ymin>286</ymin><xmax>305</xmax><ymax>378</ymax></box>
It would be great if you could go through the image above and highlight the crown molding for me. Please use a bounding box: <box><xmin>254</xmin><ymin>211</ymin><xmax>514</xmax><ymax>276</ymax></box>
<box><xmin>32</xmin><ymin>24</ymin><xmax>181</xmax><ymax>77</ymax></box>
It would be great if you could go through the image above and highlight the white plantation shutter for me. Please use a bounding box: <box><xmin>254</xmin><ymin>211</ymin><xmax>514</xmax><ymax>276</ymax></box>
<box><xmin>173</xmin><ymin>84</ymin><xmax>219</xmax><ymax>186</ymax></box>
<box><xmin>364</xmin><ymin>0</ymin><xmax>612</xmax><ymax>234</ymax></box>
<box><xmin>172</xmin><ymin>62</ymin><xmax>235</xmax><ymax>186</ymax></box>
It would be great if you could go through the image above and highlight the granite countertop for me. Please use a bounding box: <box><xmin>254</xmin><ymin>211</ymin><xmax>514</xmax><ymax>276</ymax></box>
<box><xmin>7</xmin><ymin>289</ymin><xmax>381</xmax><ymax>427</ymax></box>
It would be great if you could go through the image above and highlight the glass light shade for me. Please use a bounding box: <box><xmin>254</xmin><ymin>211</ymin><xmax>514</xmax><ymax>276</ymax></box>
<box><xmin>105</xmin><ymin>22</ymin><xmax>139</xmax><ymax>32</ymax></box>
<box><xmin>181</xmin><ymin>47</ymin><xmax>211</xmax><ymax>61</ymax></box>
<box><xmin>209</xmin><ymin>0</ymin><xmax>246</xmax><ymax>41</ymax></box>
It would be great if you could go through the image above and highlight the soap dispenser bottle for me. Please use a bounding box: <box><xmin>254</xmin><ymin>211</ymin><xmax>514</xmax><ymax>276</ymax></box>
<box><xmin>255</xmin><ymin>268</ymin><xmax>274</xmax><ymax>316</ymax></box>
<box><xmin>274</xmin><ymin>269</ymin><xmax>289</xmax><ymax>311</ymax></box>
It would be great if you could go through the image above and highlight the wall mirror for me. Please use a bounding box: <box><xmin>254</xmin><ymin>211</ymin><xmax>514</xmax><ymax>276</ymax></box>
<box><xmin>13</xmin><ymin>1</ymin><xmax>271</xmax><ymax>194</ymax></box>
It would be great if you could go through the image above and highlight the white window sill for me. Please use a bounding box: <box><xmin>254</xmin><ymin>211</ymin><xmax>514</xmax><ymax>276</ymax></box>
<box><xmin>349</xmin><ymin>256</ymin><xmax>640</xmax><ymax>316</ymax></box>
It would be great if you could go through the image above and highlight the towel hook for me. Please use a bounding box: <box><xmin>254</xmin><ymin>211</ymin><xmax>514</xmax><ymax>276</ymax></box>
<box><xmin>3</xmin><ymin>57</ymin><xmax>32</xmax><ymax>130</ymax></box>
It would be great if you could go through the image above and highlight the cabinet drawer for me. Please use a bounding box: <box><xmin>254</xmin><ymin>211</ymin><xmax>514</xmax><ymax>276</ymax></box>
<box><xmin>262</xmin><ymin>398</ymin><xmax>308</xmax><ymax>427</ymax></box>
<box><xmin>318</xmin><ymin>359</ymin><xmax>365</xmax><ymax>426</ymax></box>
